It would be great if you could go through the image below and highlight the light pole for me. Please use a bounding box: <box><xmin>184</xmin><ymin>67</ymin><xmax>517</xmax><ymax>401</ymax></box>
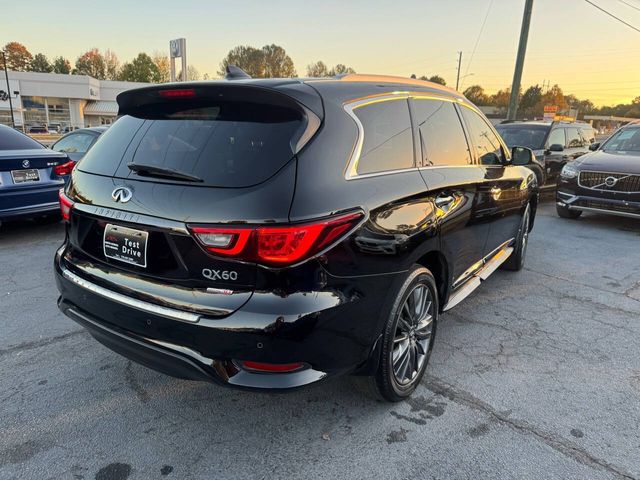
<box><xmin>507</xmin><ymin>0</ymin><xmax>534</xmax><ymax>120</ymax></box>
<box><xmin>1</xmin><ymin>51</ymin><xmax>16</xmax><ymax>128</ymax></box>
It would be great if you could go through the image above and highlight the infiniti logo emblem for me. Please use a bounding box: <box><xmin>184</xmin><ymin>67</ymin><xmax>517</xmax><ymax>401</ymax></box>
<box><xmin>22</xmin><ymin>159</ymin><xmax>30</xmax><ymax>168</ymax></box>
<box><xmin>604</xmin><ymin>176</ymin><xmax>617</xmax><ymax>187</ymax></box>
<box><xmin>111</xmin><ymin>186</ymin><xmax>133</xmax><ymax>203</ymax></box>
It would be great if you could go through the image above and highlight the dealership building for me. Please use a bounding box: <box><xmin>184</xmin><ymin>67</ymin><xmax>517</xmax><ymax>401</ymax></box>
<box><xmin>0</xmin><ymin>70</ymin><xmax>149</xmax><ymax>130</ymax></box>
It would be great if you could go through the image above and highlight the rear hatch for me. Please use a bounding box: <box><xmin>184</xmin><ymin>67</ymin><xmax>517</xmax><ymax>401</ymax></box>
<box><xmin>64</xmin><ymin>82</ymin><xmax>322</xmax><ymax>314</ymax></box>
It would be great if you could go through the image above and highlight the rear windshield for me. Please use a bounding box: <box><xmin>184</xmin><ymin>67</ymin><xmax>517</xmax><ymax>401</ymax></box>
<box><xmin>78</xmin><ymin>101</ymin><xmax>303</xmax><ymax>187</ymax></box>
<box><xmin>0</xmin><ymin>127</ymin><xmax>44</xmax><ymax>150</ymax></box>
<box><xmin>495</xmin><ymin>125</ymin><xmax>548</xmax><ymax>150</ymax></box>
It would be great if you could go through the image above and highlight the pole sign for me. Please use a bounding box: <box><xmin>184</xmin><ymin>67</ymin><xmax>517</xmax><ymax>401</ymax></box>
<box><xmin>543</xmin><ymin>105</ymin><xmax>558</xmax><ymax>121</ymax></box>
<box><xmin>169</xmin><ymin>38</ymin><xmax>187</xmax><ymax>82</ymax></box>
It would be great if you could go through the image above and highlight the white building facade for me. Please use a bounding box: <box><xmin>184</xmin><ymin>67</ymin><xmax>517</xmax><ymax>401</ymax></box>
<box><xmin>0</xmin><ymin>71</ymin><xmax>149</xmax><ymax>130</ymax></box>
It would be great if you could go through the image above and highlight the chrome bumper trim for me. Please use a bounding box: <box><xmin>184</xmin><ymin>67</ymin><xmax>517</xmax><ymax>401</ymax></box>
<box><xmin>61</xmin><ymin>268</ymin><xmax>202</xmax><ymax>323</ymax></box>
<box><xmin>568</xmin><ymin>205</ymin><xmax>640</xmax><ymax>219</ymax></box>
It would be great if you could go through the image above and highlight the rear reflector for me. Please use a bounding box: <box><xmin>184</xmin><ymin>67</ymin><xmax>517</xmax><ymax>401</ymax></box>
<box><xmin>241</xmin><ymin>361</ymin><xmax>304</xmax><ymax>373</ymax></box>
<box><xmin>189</xmin><ymin>211</ymin><xmax>364</xmax><ymax>267</ymax></box>
<box><xmin>53</xmin><ymin>160</ymin><xmax>76</xmax><ymax>176</ymax></box>
<box><xmin>158</xmin><ymin>88</ymin><xmax>196</xmax><ymax>98</ymax></box>
<box><xmin>58</xmin><ymin>188</ymin><xmax>74</xmax><ymax>221</ymax></box>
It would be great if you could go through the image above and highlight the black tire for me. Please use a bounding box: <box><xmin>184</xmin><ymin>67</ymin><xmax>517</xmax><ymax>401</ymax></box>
<box><xmin>529</xmin><ymin>164</ymin><xmax>545</xmax><ymax>189</ymax></box>
<box><xmin>373</xmin><ymin>265</ymin><xmax>439</xmax><ymax>402</ymax></box>
<box><xmin>556</xmin><ymin>204</ymin><xmax>582</xmax><ymax>219</ymax></box>
<box><xmin>502</xmin><ymin>203</ymin><xmax>531</xmax><ymax>271</ymax></box>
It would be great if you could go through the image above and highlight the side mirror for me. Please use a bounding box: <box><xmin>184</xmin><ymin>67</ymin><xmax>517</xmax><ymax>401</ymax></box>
<box><xmin>548</xmin><ymin>143</ymin><xmax>564</xmax><ymax>152</ymax></box>
<box><xmin>511</xmin><ymin>146</ymin><xmax>534</xmax><ymax>166</ymax></box>
<box><xmin>589</xmin><ymin>142</ymin><xmax>600</xmax><ymax>151</ymax></box>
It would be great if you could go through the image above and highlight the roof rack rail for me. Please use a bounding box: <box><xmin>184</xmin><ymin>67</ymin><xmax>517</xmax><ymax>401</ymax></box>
<box><xmin>225</xmin><ymin>65</ymin><xmax>251</xmax><ymax>80</ymax></box>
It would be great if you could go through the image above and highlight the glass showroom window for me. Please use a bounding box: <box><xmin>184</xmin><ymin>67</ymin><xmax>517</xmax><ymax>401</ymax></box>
<box><xmin>22</xmin><ymin>96</ymin><xmax>47</xmax><ymax>126</ymax></box>
<box><xmin>47</xmin><ymin>97</ymin><xmax>71</xmax><ymax>126</ymax></box>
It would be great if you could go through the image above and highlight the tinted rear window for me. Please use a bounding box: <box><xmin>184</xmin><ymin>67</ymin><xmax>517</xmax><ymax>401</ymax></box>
<box><xmin>0</xmin><ymin>127</ymin><xmax>44</xmax><ymax>150</ymax></box>
<box><xmin>78</xmin><ymin>102</ymin><xmax>303</xmax><ymax>187</ymax></box>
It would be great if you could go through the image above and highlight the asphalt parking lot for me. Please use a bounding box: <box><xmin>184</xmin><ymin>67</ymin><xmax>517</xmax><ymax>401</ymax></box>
<box><xmin>1</xmin><ymin>199</ymin><xmax>639</xmax><ymax>480</ymax></box>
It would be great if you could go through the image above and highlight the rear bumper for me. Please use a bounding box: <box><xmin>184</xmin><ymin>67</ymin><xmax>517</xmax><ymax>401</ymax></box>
<box><xmin>557</xmin><ymin>190</ymin><xmax>640</xmax><ymax>219</ymax></box>
<box><xmin>0</xmin><ymin>201</ymin><xmax>59</xmax><ymax>220</ymax></box>
<box><xmin>54</xmin><ymin>247</ymin><xmax>394</xmax><ymax>391</ymax></box>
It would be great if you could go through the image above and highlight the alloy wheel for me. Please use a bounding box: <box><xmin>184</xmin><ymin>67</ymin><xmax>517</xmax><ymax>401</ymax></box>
<box><xmin>392</xmin><ymin>284</ymin><xmax>435</xmax><ymax>386</ymax></box>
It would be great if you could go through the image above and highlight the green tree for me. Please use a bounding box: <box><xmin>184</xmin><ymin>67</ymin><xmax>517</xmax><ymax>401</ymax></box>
<box><xmin>29</xmin><ymin>53</ymin><xmax>53</xmax><ymax>73</ymax></box>
<box><xmin>262</xmin><ymin>44</ymin><xmax>296</xmax><ymax>77</ymax></box>
<box><xmin>463</xmin><ymin>85</ymin><xmax>489</xmax><ymax>105</ymax></box>
<box><xmin>75</xmin><ymin>48</ymin><xmax>106</xmax><ymax>79</ymax></box>
<box><xmin>218</xmin><ymin>44</ymin><xmax>297</xmax><ymax>78</ymax></box>
<box><xmin>52</xmin><ymin>56</ymin><xmax>71</xmax><ymax>74</ymax></box>
<box><xmin>2</xmin><ymin>42</ymin><xmax>33</xmax><ymax>71</ymax></box>
<box><xmin>119</xmin><ymin>53</ymin><xmax>160</xmax><ymax>83</ymax></box>
<box><xmin>328</xmin><ymin>64</ymin><xmax>355</xmax><ymax>76</ymax></box>
<box><xmin>539</xmin><ymin>84</ymin><xmax>567</xmax><ymax>113</ymax></box>
<box><xmin>520</xmin><ymin>85</ymin><xmax>542</xmax><ymax>117</ymax></box>
<box><xmin>218</xmin><ymin>45</ymin><xmax>266</xmax><ymax>77</ymax></box>
<box><xmin>426</xmin><ymin>74</ymin><xmax>446</xmax><ymax>86</ymax></box>
<box><xmin>306</xmin><ymin>61</ymin><xmax>329</xmax><ymax>77</ymax></box>
<box><xmin>104</xmin><ymin>49</ymin><xmax>120</xmax><ymax>80</ymax></box>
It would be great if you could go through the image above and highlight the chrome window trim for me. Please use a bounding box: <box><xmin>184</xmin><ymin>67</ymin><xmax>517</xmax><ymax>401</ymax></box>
<box><xmin>61</xmin><ymin>267</ymin><xmax>203</xmax><ymax>323</ymax></box>
<box><xmin>342</xmin><ymin>92</ymin><xmax>489</xmax><ymax>180</ymax></box>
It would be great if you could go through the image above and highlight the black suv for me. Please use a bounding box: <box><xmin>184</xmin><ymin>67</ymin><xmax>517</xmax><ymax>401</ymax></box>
<box><xmin>55</xmin><ymin>73</ymin><xmax>538</xmax><ymax>401</ymax></box>
<box><xmin>496</xmin><ymin>120</ymin><xmax>596</xmax><ymax>187</ymax></box>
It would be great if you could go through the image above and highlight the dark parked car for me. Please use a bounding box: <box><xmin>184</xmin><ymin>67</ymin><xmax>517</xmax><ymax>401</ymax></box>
<box><xmin>496</xmin><ymin>120</ymin><xmax>595</xmax><ymax>187</ymax></box>
<box><xmin>55</xmin><ymin>73</ymin><xmax>538</xmax><ymax>401</ymax></box>
<box><xmin>0</xmin><ymin>124</ymin><xmax>71</xmax><ymax>225</ymax></box>
<box><xmin>557</xmin><ymin>122</ymin><xmax>640</xmax><ymax>219</ymax></box>
<box><xmin>51</xmin><ymin>126</ymin><xmax>108</xmax><ymax>162</ymax></box>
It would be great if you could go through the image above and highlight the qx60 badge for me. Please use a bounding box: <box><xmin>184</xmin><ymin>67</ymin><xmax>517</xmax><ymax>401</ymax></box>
<box><xmin>111</xmin><ymin>186</ymin><xmax>133</xmax><ymax>203</ymax></box>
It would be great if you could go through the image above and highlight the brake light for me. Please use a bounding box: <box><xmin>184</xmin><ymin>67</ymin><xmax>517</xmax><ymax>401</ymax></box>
<box><xmin>53</xmin><ymin>160</ymin><xmax>76</xmax><ymax>176</ymax></box>
<box><xmin>241</xmin><ymin>361</ymin><xmax>304</xmax><ymax>373</ymax></box>
<box><xmin>158</xmin><ymin>88</ymin><xmax>196</xmax><ymax>98</ymax></box>
<box><xmin>58</xmin><ymin>188</ymin><xmax>74</xmax><ymax>221</ymax></box>
<box><xmin>190</xmin><ymin>211</ymin><xmax>363</xmax><ymax>267</ymax></box>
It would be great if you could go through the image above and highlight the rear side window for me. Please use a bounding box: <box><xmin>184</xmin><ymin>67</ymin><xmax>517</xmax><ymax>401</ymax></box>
<box><xmin>547</xmin><ymin>128</ymin><xmax>565</xmax><ymax>148</ymax></box>
<box><xmin>354</xmin><ymin>99</ymin><xmax>414</xmax><ymax>175</ymax></box>
<box><xmin>459</xmin><ymin>107</ymin><xmax>504</xmax><ymax>166</ymax></box>
<box><xmin>579</xmin><ymin>127</ymin><xmax>595</xmax><ymax>144</ymax></box>
<box><xmin>566</xmin><ymin>128</ymin><xmax>583</xmax><ymax>148</ymax></box>
<box><xmin>0</xmin><ymin>126</ymin><xmax>43</xmax><ymax>150</ymax></box>
<box><xmin>52</xmin><ymin>132</ymin><xmax>96</xmax><ymax>153</ymax></box>
<box><xmin>412</xmin><ymin>99</ymin><xmax>471</xmax><ymax>166</ymax></box>
<box><xmin>79</xmin><ymin>102</ymin><xmax>304</xmax><ymax>187</ymax></box>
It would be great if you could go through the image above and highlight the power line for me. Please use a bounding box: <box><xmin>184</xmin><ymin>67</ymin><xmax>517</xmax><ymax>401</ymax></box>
<box><xmin>583</xmin><ymin>0</ymin><xmax>640</xmax><ymax>33</ymax></box>
<box><xmin>461</xmin><ymin>0</ymin><xmax>494</xmax><ymax>90</ymax></box>
<box><xmin>618</xmin><ymin>0</ymin><xmax>640</xmax><ymax>12</ymax></box>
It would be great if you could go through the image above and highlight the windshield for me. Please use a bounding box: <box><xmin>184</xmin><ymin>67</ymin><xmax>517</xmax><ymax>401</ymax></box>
<box><xmin>496</xmin><ymin>126</ymin><xmax>547</xmax><ymax>150</ymax></box>
<box><xmin>602</xmin><ymin>127</ymin><xmax>640</xmax><ymax>153</ymax></box>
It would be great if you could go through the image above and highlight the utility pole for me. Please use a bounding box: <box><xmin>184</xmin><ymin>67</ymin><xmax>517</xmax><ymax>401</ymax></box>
<box><xmin>1</xmin><ymin>51</ymin><xmax>16</xmax><ymax>129</ymax></box>
<box><xmin>506</xmin><ymin>0</ymin><xmax>534</xmax><ymax>120</ymax></box>
<box><xmin>455</xmin><ymin>51</ymin><xmax>462</xmax><ymax>91</ymax></box>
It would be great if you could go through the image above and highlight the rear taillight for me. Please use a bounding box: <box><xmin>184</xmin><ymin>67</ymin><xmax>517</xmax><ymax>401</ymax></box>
<box><xmin>240</xmin><ymin>361</ymin><xmax>304</xmax><ymax>373</ymax></box>
<box><xmin>58</xmin><ymin>188</ymin><xmax>74</xmax><ymax>221</ymax></box>
<box><xmin>190</xmin><ymin>211</ymin><xmax>364</xmax><ymax>267</ymax></box>
<box><xmin>53</xmin><ymin>160</ymin><xmax>76</xmax><ymax>176</ymax></box>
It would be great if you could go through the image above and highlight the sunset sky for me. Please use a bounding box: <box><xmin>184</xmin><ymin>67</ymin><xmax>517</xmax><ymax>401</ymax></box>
<box><xmin>7</xmin><ymin>0</ymin><xmax>640</xmax><ymax>106</ymax></box>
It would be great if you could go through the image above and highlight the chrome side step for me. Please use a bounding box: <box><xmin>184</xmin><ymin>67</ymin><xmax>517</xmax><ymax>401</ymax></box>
<box><xmin>443</xmin><ymin>245</ymin><xmax>514</xmax><ymax>312</ymax></box>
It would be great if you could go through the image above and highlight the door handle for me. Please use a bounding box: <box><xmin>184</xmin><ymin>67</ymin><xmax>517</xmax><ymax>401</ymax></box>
<box><xmin>435</xmin><ymin>195</ymin><xmax>455</xmax><ymax>208</ymax></box>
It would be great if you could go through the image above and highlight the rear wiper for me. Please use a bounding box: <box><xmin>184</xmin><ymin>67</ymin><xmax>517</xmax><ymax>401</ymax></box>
<box><xmin>127</xmin><ymin>163</ymin><xmax>203</xmax><ymax>183</ymax></box>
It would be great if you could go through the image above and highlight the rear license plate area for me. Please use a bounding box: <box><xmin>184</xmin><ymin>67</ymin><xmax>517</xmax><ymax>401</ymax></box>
<box><xmin>11</xmin><ymin>169</ymin><xmax>40</xmax><ymax>183</ymax></box>
<box><xmin>103</xmin><ymin>224</ymin><xmax>148</xmax><ymax>268</ymax></box>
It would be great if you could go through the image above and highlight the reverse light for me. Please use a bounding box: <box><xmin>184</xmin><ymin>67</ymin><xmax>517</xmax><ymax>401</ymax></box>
<box><xmin>53</xmin><ymin>160</ymin><xmax>76</xmax><ymax>176</ymax></box>
<box><xmin>58</xmin><ymin>188</ymin><xmax>74</xmax><ymax>221</ymax></box>
<box><xmin>189</xmin><ymin>211</ymin><xmax>364</xmax><ymax>267</ymax></box>
<box><xmin>560</xmin><ymin>163</ymin><xmax>579</xmax><ymax>179</ymax></box>
<box><xmin>158</xmin><ymin>88</ymin><xmax>196</xmax><ymax>99</ymax></box>
<box><xmin>240</xmin><ymin>361</ymin><xmax>304</xmax><ymax>373</ymax></box>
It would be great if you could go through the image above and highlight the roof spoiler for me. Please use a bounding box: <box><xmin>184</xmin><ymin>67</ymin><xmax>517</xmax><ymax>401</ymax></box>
<box><xmin>225</xmin><ymin>65</ymin><xmax>251</xmax><ymax>80</ymax></box>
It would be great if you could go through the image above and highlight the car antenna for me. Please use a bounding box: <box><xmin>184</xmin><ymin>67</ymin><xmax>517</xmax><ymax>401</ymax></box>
<box><xmin>225</xmin><ymin>65</ymin><xmax>252</xmax><ymax>80</ymax></box>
